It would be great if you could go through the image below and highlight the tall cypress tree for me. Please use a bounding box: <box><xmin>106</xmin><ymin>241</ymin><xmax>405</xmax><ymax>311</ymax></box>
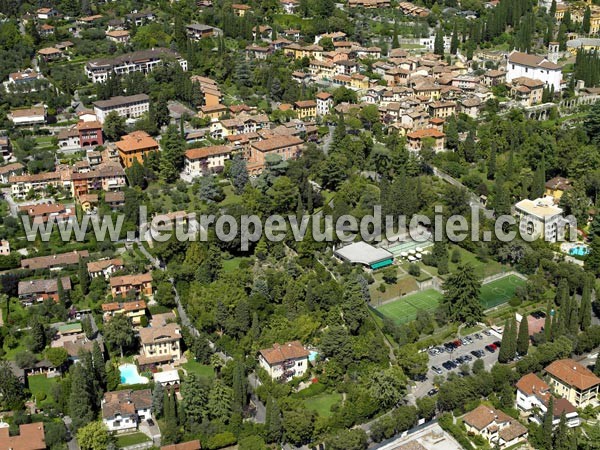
<box><xmin>498</xmin><ymin>318</ymin><xmax>513</xmax><ymax>363</ymax></box>
<box><xmin>580</xmin><ymin>276</ymin><xmax>592</xmax><ymax>331</ymax></box>
<box><xmin>78</xmin><ymin>257</ymin><xmax>89</xmax><ymax>295</ymax></box>
<box><xmin>434</xmin><ymin>28</ymin><xmax>445</xmax><ymax>56</ymax></box>
<box><xmin>450</xmin><ymin>23</ymin><xmax>459</xmax><ymax>55</ymax></box>
<box><xmin>583</xmin><ymin>7</ymin><xmax>592</xmax><ymax>35</ymax></box>
<box><xmin>541</xmin><ymin>396</ymin><xmax>554</xmax><ymax>450</ymax></box>
<box><xmin>517</xmin><ymin>316</ymin><xmax>529</xmax><ymax>356</ymax></box>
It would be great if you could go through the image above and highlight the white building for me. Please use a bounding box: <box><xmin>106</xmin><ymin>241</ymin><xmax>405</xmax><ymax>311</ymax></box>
<box><xmin>9</xmin><ymin>107</ymin><xmax>46</xmax><ymax>126</ymax></box>
<box><xmin>516</xmin><ymin>373</ymin><xmax>580</xmax><ymax>428</ymax></box>
<box><xmin>85</xmin><ymin>48</ymin><xmax>187</xmax><ymax>83</ymax></box>
<box><xmin>259</xmin><ymin>341</ymin><xmax>310</xmax><ymax>382</ymax></box>
<box><xmin>183</xmin><ymin>145</ymin><xmax>233</xmax><ymax>178</ymax></box>
<box><xmin>0</xmin><ymin>240</ymin><xmax>10</xmax><ymax>256</ymax></box>
<box><xmin>514</xmin><ymin>196</ymin><xmax>570</xmax><ymax>243</ymax></box>
<box><xmin>93</xmin><ymin>94</ymin><xmax>150</xmax><ymax>124</ymax></box>
<box><xmin>102</xmin><ymin>389</ymin><xmax>152</xmax><ymax>432</ymax></box>
<box><xmin>316</xmin><ymin>92</ymin><xmax>334</xmax><ymax>116</ymax></box>
<box><xmin>153</xmin><ymin>369</ymin><xmax>180</xmax><ymax>388</ymax></box>
<box><xmin>506</xmin><ymin>49</ymin><xmax>562</xmax><ymax>92</ymax></box>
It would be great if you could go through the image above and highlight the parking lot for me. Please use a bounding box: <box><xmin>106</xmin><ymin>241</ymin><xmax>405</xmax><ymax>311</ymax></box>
<box><xmin>409</xmin><ymin>328</ymin><xmax>502</xmax><ymax>401</ymax></box>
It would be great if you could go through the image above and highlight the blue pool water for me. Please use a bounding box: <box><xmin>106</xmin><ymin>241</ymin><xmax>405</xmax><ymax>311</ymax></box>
<box><xmin>308</xmin><ymin>351</ymin><xmax>318</xmax><ymax>362</ymax></box>
<box><xmin>119</xmin><ymin>363</ymin><xmax>149</xmax><ymax>385</ymax></box>
<box><xmin>569</xmin><ymin>245</ymin><xmax>589</xmax><ymax>256</ymax></box>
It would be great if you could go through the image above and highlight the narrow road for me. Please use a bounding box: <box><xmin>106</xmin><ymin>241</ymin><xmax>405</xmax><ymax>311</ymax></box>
<box><xmin>135</xmin><ymin>240</ymin><xmax>265</xmax><ymax>422</ymax></box>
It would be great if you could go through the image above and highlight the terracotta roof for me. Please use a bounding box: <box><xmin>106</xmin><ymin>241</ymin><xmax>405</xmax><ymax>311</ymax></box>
<box><xmin>21</xmin><ymin>250</ymin><xmax>89</xmax><ymax>270</ymax></box>
<box><xmin>553</xmin><ymin>397</ymin><xmax>577</xmax><ymax>417</ymax></box>
<box><xmin>105</xmin><ymin>191</ymin><xmax>125</xmax><ymax>203</ymax></box>
<box><xmin>316</xmin><ymin>92</ymin><xmax>333</xmax><ymax>100</ymax></box>
<box><xmin>10</xmin><ymin>107</ymin><xmax>46</xmax><ymax>118</ymax></box>
<box><xmin>110</xmin><ymin>273</ymin><xmax>152</xmax><ymax>287</ymax></box>
<box><xmin>0</xmin><ymin>162</ymin><xmax>24</xmax><ymax>175</ymax></box>
<box><xmin>102</xmin><ymin>389</ymin><xmax>152</xmax><ymax>419</ymax></box>
<box><xmin>498</xmin><ymin>422</ymin><xmax>528</xmax><ymax>442</ymax></box>
<box><xmin>87</xmin><ymin>258</ymin><xmax>124</xmax><ymax>273</ymax></box>
<box><xmin>106</xmin><ymin>30</ymin><xmax>130</xmax><ymax>38</ymax></box>
<box><xmin>295</xmin><ymin>100</ymin><xmax>317</xmax><ymax>108</ymax></box>
<box><xmin>516</xmin><ymin>373</ymin><xmax>550</xmax><ymax>398</ymax></box>
<box><xmin>259</xmin><ymin>341</ymin><xmax>309</xmax><ymax>365</ymax></box>
<box><xmin>508</xmin><ymin>51</ymin><xmax>560</xmax><ymax>70</ymax></box>
<box><xmin>116</xmin><ymin>131</ymin><xmax>159</xmax><ymax>153</ymax></box>
<box><xmin>463</xmin><ymin>404</ymin><xmax>512</xmax><ymax>430</ymax></box>
<box><xmin>161</xmin><ymin>440</ymin><xmax>202</xmax><ymax>450</ymax></box>
<box><xmin>407</xmin><ymin>128</ymin><xmax>445</xmax><ymax>139</ymax></box>
<box><xmin>232</xmin><ymin>3</ymin><xmax>252</xmax><ymax>8</ymax></box>
<box><xmin>251</xmin><ymin>135</ymin><xmax>303</xmax><ymax>152</ymax></box>
<box><xmin>185</xmin><ymin>145</ymin><xmax>233</xmax><ymax>160</ymax></box>
<box><xmin>38</xmin><ymin>47</ymin><xmax>62</xmax><ymax>55</ymax></box>
<box><xmin>20</xmin><ymin>203</ymin><xmax>67</xmax><ymax>216</ymax></box>
<box><xmin>0</xmin><ymin>423</ymin><xmax>46</xmax><ymax>450</ymax></box>
<box><xmin>139</xmin><ymin>322</ymin><xmax>181</xmax><ymax>344</ymax></box>
<box><xmin>545</xmin><ymin>176</ymin><xmax>572</xmax><ymax>191</ymax></box>
<box><xmin>545</xmin><ymin>359</ymin><xmax>600</xmax><ymax>391</ymax></box>
<box><xmin>18</xmin><ymin>276</ymin><xmax>71</xmax><ymax>296</ymax></box>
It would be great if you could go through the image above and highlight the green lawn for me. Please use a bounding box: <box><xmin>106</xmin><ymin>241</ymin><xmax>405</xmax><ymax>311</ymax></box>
<box><xmin>480</xmin><ymin>275</ymin><xmax>526</xmax><ymax>310</ymax></box>
<box><xmin>369</xmin><ymin>271</ymin><xmax>418</xmax><ymax>305</ymax></box>
<box><xmin>448</xmin><ymin>246</ymin><xmax>505</xmax><ymax>280</ymax></box>
<box><xmin>219</xmin><ymin>185</ymin><xmax>242</xmax><ymax>206</ymax></box>
<box><xmin>304</xmin><ymin>392</ymin><xmax>342</xmax><ymax>417</ymax></box>
<box><xmin>116</xmin><ymin>432</ymin><xmax>151</xmax><ymax>448</ymax></box>
<box><xmin>28</xmin><ymin>374</ymin><xmax>59</xmax><ymax>400</ymax></box>
<box><xmin>222</xmin><ymin>257</ymin><xmax>250</xmax><ymax>272</ymax></box>
<box><xmin>376</xmin><ymin>289</ymin><xmax>443</xmax><ymax>324</ymax></box>
<box><xmin>182</xmin><ymin>360</ymin><xmax>215</xmax><ymax>379</ymax></box>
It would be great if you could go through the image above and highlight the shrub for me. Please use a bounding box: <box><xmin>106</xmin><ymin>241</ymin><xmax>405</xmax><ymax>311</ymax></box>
<box><xmin>408</xmin><ymin>264</ymin><xmax>421</xmax><ymax>277</ymax></box>
<box><xmin>382</xmin><ymin>267</ymin><xmax>398</xmax><ymax>284</ymax></box>
<box><xmin>451</xmin><ymin>248</ymin><xmax>461</xmax><ymax>263</ymax></box>
<box><xmin>378</xmin><ymin>284</ymin><xmax>386</xmax><ymax>293</ymax></box>
<box><xmin>508</xmin><ymin>297</ymin><xmax>521</xmax><ymax>307</ymax></box>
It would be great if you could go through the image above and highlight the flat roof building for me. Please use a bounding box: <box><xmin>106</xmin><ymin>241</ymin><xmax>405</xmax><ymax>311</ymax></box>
<box><xmin>334</xmin><ymin>242</ymin><xmax>394</xmax><ymax>269</ymax></box>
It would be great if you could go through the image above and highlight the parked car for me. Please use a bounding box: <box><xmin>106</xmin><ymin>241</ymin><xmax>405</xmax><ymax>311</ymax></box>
<box><xmin>427</xmin><ymin>388</ymin><xmax>439</xmax><ymax>396</ymax></box>
<box><xmin>474</xmin><ymin>333</ymin><xmax>482</xmax><ymax>340</ymax></box>
<box><xmin>453</xmin><ymin>340</ymin><xmax>462</xmax><ymax>347</ymax></box>
<box><xmin>463</xmin><ymin>355</ymin><xmax>473</xmax><ymax>362</ymax></box>
<box><xmin>432</xmin><ymin>366</ymin><xmax>443</xmax><ymax>374</ymax></box>
<box><xmin>483</xmin><ymin>330</ymin><xmax>492</xmax><ymax>336</ymax></box>
<box><xmin>493</xmin><ymin>341</ymin><xmax>502</xmax><ymax>347</ymax></box>
<box><xmin>485</xmin><ymin>344</ymin><xmax>496</xmax><ymax>353</ymax></box>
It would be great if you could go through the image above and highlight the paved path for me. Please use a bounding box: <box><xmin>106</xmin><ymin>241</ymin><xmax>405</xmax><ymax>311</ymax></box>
<box><xmin>135</xmin><ymin>240</ymin><xmax>265</xmax><ymax>422</ymax></box>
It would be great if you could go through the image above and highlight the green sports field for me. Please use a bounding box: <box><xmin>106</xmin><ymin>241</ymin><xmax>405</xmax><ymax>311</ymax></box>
<box><xmin>479</xmin><ymin>274</ymin><xmax>526</xmax><ymax>309</ymax></box>
<box><xmin>377</xmin><ymin>289</ymin><xmax>442</xmax><ymax>324</ymax></box>
<box><xmin>376</xmin><ymin>274</ymin><xmax>526</xmax><ymax>324</ymax></box>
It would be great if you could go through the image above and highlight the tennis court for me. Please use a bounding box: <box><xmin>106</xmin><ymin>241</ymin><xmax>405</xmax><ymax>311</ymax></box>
<box><xmin>376</xmin><ymin>274</ymin><xmax>526</xmax><ymax>324</ymax></box>
<box><xmin>385</xmin><ymin>239</ymin><xmax>433</xmax><ymax>258</ymax></box>
<box><xmin>480</xmin><ymin>274</ymin><xmax>526</xmax><ymax>310</ymax></box>
<box><xmin>377</xmin><ymin>289</ymin><xmax>442</xmax><ymax>324</ymax></box>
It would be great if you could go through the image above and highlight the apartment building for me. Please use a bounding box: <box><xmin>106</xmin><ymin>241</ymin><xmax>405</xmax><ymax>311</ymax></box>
<box><xmin>110</xmin><ymin>273</ymin><xmax>153</xmax><ymax>299</ymax></box>
<box><xmin>247</xmin><ymin>135</ymin><xmax>304</xmax><ymax>174</ymax></box>
<box><xmin>70</xmin><ymin>162</ymin><xmax>126</xmax><ymax>197</ymax></box>
<box><xmin>406</xmin><ymin>128</ymin><xmax>446</xmax><ymax>152</ymax></box>
<box><xmin>85</xmin><ymin>48</ymin><xmax>188</xmax><ymax>83</ymax></box>
<box><xmin>294</xmin><ymin>100</ymin><xmax>317</xmax><ymax>119</ymax></box>
<box><xmin>515</xmin><ymin>373</ymin><xmax>580</xmax><ymax>428</ymax></box>
<box><xmin>106</xmin><ymin>30</ymin><xmax>130</xmax><ymax>44</ymax></box>
<box><xmin>184</xmin><ymin>145</ymin><xmax>233</xmax><ymax>178</ymax></box>
<box><xmin>428</xmin><ymin>101</ymin><xmax>456</xmax><ymax>119</ymax></box>
<box><xmin>316</xmin><ymin>92</ymin><xmax>334</xmax><ymax>116</ymax></box>
<box><xmin>93</xmin><ymin>94</ymin><xmax>150</xmax><ymax>124</ymax></box>
<box><xmin>116</xmin><ymin>131</ymin><xmax>160</xmax><ymax>168</ymax></box>
<box><xmin>138</xmin><ymin>317</ymin><xmax>182</xmax><ymax>367</ymax></box>
<box><xmin>514</xmin><ymin>196</ymin><xmax>568</xmax><ymax>243</ymax></box>
<box><xmin>510</xmin><ymin>77</ymin><xmax>545</xmax><ymax>106</ymax></box>
<box><xmin>101</xmin><ymin>300</ymin><xmax>147</xmax><ymax>325</ymax></box>
<box><xmin>545</xmin><ymin>359</ymin><xmax>600</xmax><ymax>408</ymax></box>
<box><xmin>19</xmin><ymin>203</ymin><xmax>75</xmax><ymax>224</ymax></box>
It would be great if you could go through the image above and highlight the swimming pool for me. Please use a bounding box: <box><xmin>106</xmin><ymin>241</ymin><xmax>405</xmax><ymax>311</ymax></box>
<box><xmin>308</xmin><ymin>351</ymin><xmax>318</xmax><ymax>362</ymax></box>
<box><xmin>119</xmin><ymin>363</ymin><xmax>149</xmax><ymax>385</ymax></box>
<box><xmin>569</xmin><ymin>245</ymin><xmax>589</xmax><ymax>256</ymax></box>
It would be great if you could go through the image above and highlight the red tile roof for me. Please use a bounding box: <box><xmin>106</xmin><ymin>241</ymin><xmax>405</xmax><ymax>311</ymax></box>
<box><xmin>0</xmin><ymin>423</ymin><xmax>46</xmax><ymax>450</ymax></box>
<box><xmin>545</xmin><ymin>359</ymin><xmax>600</xmax><ymax>391</ymax></box>
<box><xmin>259</xmin><ymin>341</ymin><xmax>309</xmax><ymax>365</ymax></box>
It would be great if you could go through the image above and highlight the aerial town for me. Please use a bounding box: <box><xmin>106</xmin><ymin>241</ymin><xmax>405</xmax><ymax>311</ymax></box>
<box><xmin>1</xmin><ymin>0</ymin><xmax>600</xmax><ymax>449</ymax></box>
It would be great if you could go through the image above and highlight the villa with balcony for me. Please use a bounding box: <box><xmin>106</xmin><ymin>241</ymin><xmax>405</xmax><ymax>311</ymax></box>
<box><xmin>258</xmin><ymin>341</ymin><xmax>310</xmax><ymax>382</ymax></box>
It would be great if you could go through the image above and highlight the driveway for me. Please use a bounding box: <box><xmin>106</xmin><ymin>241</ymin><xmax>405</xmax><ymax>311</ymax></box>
<box><xmin>408</xmin><ymin>328</ymin><xmax>502</xmax><ymax>402</ymax></box>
